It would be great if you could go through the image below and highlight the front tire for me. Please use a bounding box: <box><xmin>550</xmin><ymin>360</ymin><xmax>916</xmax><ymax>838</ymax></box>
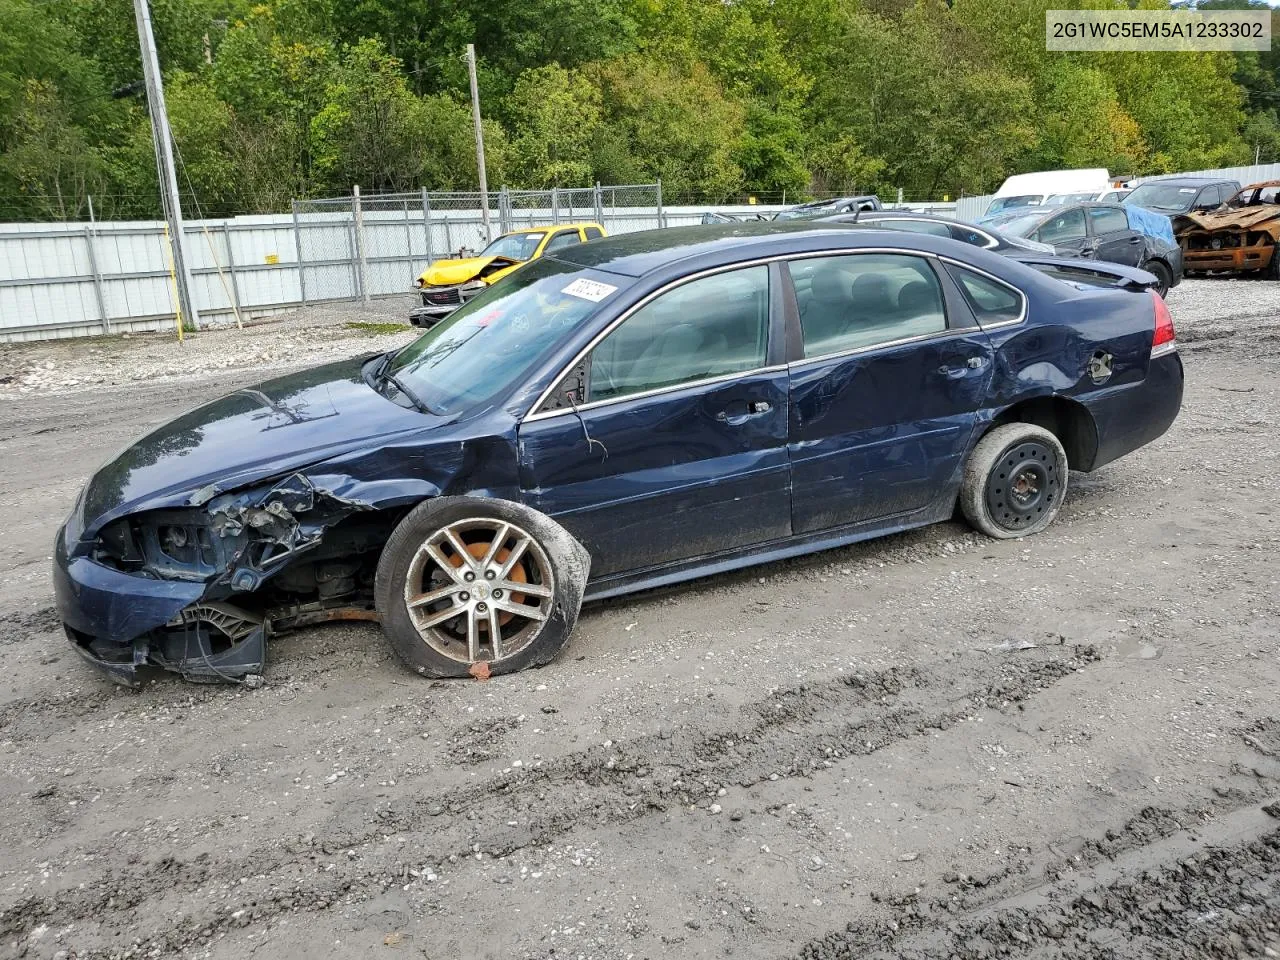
<box><xmin>375</xmin><ymin>497</ymin><xmax>590</xmax><ymax>678</ymax></box>
<box><xmin>960</xmin><ymin>423</ymin><xmax>1068</xmax><ymax>540</ymax></box>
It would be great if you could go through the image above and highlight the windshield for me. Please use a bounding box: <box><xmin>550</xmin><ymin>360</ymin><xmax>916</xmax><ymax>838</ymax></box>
<box><xmin>386</xmin><ymin>259</ymin><xmax>627</xmax><ymax>414</ymax></box>
<box><xmin>990</xmin><ymin>213</ymin><xmax>1048</xmax><ymax>238</ymax></box>
<box><xmin>1122</xmin><ymin>183</ymin><xmax>1201</xmax><ymax>213</ymax></box>
<box><xmin>481</xmin><ymin>231</ymin><xmax>546</xmax><ymax>261</ymax></box>
<box><xmin>986</xmin><ymin>195</ymin><xmax>1041</xmax><ymax>215</ymax></box>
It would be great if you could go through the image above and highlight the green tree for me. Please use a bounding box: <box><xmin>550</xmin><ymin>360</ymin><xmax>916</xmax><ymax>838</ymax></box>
<box><xmin>507</xmin><ymin>65</ymin><xmax>601</xmax><ymax>187</ymax></box>
<box><xmin>592</xmin><ymin>55</ymin><xmax>745</xmax><ymax>201</ymax></box>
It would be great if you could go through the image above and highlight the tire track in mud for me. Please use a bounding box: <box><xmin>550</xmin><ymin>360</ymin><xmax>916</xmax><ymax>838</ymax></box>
<box><xmin>792</xmin><ymin>800</ymin><xmax>1280</xmax><ymax>960</ymax></box>
<box><xmin>0</xmin><ymin>645</ymin><xmax>1098</xmax><ymax>953</ymax></box>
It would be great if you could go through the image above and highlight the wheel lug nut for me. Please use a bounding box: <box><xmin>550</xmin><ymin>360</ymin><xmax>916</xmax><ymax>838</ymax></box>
<box><xmin>459</xmin><ymin>592</ymin><xmax>469</xmax><ymax>602</ymax></box>
<box><xmin>485</xmin><ymin>570</ymin><xmax>496</xmax><ymax>580</ymax></box>
<box><xmin>492</xmin><ymin>589</ymin><xmax>502</xmax><ymax>599</ymax></box>
<box><xmin>464</xmin><ymin>571</ymin><xmax>475</xmax><ymax>582</ymax></box>
<box><xmin>477</xmin><ymin>602</ymin><xmax>487</xmax><ymax>612</ymax></box>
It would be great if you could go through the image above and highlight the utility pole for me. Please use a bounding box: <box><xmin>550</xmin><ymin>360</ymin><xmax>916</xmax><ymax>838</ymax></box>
<box><xmin>466</xmin><ymin>44</ymin><xmax>492</xmax><ymax>242</ymax></box>
<box><xmin>133</xmin><ymin>0</ymin><xmax>200</xmax><ymax>331</ymax></box>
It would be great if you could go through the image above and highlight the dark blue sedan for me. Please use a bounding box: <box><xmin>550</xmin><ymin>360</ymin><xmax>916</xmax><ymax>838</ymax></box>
<box><xmin>54</xmin><ymin>224</ymin><xmax>1183</xmax><ymax>685</ymax></box>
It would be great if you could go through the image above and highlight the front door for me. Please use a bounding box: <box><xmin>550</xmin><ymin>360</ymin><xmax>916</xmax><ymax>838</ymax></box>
<box><xmin>517</xmin><ymin>263</ymin><xmax>792</xmax><ymax>578</ymax></box>
<box><xmin>785</xmin><ymin>253</ymin><xmax>995</xmax><ymax>534</ymax></box>
<box><xmin>1037</xmin><ymin>206</ymin><xmax>1091</xmax><ymax>258</ymax></box>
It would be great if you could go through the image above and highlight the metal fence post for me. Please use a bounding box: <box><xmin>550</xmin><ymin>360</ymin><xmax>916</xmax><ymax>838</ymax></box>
<box><xmin>222</xmin><ymin>222</ymin><xmax>242</xmax><ymax>312</ymax></box>
<box><xmin>291</xmin><ymin>199</ymin><xmax>308</xmax><ymax>306</ymax></box>
<box><xmin>422</xmin><ymin>188</ymin><xmax>434</xmax><ymax>265</ymax></box>
<box><xmin>656</xmin><ymin>179</ymin><xmax>664</xmax><ymax>229</ymax></box>
<box><xmin>403</xmin><ymin>199</ymin><xmax>415</xmax><ymax>284</ymax></box>
<box><xmin>551</xmin><ymin>186</ymin><xmax>561</xmax><ymax>225</ymax></box>
<box><xmin>594</xmin><ymin>182</ymin><xmax>604</xmax><ymax>224</ymax></box>
<box><xmin>83</xmin><ymin>224</ymin><xmax>110</xmax><ymax>335</ymax></box>
<box><xmin>498</xmin><ymin>186</ymin><xmax>510</xmax><ymax>234</ymax></box>
<box><xmin>352</xmin><ymin>184</ymin><xmax>370</xmax><ymax>305</ymax></box>
<box><xmin>444</xmin><ymin>214</ymin><xmax>453</xmax><ymax>255</ymax></box>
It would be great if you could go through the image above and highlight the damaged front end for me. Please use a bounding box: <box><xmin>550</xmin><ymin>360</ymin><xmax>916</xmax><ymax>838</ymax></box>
<box><xmin>1175</xmin><ymin>181</ymin><xmax>1280</xmax><ymax>276</ymax></box>
<box><xmin>56</xmin><ymin>474</ymin><xmax>397</xmax><ymax>686</ymax></box>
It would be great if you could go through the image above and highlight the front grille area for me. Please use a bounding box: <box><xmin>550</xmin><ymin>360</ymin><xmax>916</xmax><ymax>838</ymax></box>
<box><xmin>422</xmin><ymin>287</ymin><xmax>463</xmax><ymax>306</ymax></box>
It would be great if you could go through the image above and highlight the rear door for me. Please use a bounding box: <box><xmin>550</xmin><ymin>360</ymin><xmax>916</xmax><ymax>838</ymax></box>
<box><xmin>517</xmin><ymin>263</ymin><xmax>792</xmax><ymax>578</ymax></box>
<box><xmin>543</xmin><ymin>229</ymin><xmax>584</xmax><ymax>254</ymax></box>
<box><xmin>1088</xmin><ymin>205</ymin><xmax>1144</xmax><ymax>267</ymax></box>
<box><xmin>785</xmin><ymin>252</ymin><xmax>995</xmax><ymax>534</ymax></box>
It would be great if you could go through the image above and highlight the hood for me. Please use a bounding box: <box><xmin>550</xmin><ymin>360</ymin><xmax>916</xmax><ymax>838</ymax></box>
<box><xmin>1180</xmin><ymin>205</ymin><xmax>1280</xmax><ymax>233</ymax></box>
<box><xmin>77</xmin><ymin>357</ymin><xmax>432</xmax><ymax>535</ymax></box>
<box><xmin>420</xmin><ymin>255</ymin><xmax>519</xmax><ymax>287</ymax></box>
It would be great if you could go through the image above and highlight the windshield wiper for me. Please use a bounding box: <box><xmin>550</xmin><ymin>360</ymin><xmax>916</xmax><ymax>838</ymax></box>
<box><xmin>369</xmin><ymin>351</ymin><xmax>439</xmax><ymax>415</ymax></box>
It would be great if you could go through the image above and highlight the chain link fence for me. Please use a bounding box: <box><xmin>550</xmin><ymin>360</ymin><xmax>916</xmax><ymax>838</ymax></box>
<box><xmin>289</xmin><ymin>183</ymin><xmax>662</xmax><ymax>306</ymax></box>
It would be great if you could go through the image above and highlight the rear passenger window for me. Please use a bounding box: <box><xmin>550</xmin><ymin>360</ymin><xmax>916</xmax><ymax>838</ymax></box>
<box><xmin>949</xmin><ymin>266</ymin><xmax>1023</xmax><ymax>325</ymax></box>
<box><xmin>788</xmin><ymin>254</ymin><xmax>946</xmax><ymax>358</ymax></box>
<box><xmin>584</xmin><ymin>226</ymin><xmax>604</xmax><ymax>240</ymax></box>
<box><xmin>588</xmin><ymin>266</ymin><xmax>769</xmax><ymax>402</ymax></box>
<box><xmin>1088</xmin><ymin>206</ymin><xmax>1129</xmax><ymax>235</ymax></box>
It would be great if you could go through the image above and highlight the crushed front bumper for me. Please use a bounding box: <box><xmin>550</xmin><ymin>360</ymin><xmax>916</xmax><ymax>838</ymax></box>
<box><xmin>53</xmin><ymin>526</ymin><xmax>266</xmax><ymax>686</ymax></box>
<box><xmin>409</xmin><ymin>284</ymin><xmax>484</xmax><ymax>327</ymax></box>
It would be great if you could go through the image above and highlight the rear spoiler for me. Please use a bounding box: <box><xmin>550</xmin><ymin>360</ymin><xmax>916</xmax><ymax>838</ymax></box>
<box><xmin>1009</xmin><ymin>254</ymin><xmax>1159</xmax><ymax>292</ymax></box>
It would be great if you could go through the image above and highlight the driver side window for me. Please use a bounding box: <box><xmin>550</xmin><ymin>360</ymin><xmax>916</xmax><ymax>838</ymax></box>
<box><xmin>1036</xmin><ymin>207</ymin><xmax>1086</xmax><ymax>244</ymax></box>
<box><xmin>587</xmin><ymin>267</ymin><xmax>769</xmax><ymax>403</ymax></box>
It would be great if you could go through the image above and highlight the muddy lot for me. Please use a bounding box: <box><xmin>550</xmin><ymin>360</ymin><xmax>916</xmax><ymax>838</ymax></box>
<box><xmin>1</xmin><ymin>281</ymin><xmax>1278</xmax><ymax>960</ymax></box>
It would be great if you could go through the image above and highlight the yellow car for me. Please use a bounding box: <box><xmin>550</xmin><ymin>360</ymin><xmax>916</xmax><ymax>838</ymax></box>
<box><xmin>410</xmin><ymin>222</ymin><xmax>607</xmax><ymax>327</ymax></box>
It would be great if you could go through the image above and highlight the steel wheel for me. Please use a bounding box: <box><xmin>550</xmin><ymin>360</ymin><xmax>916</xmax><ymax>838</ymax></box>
<box><xmin>960</xmin><ymin>423</ymin><xmax>1068</xmax><ymax>540</ymax></box>
<box><xmin>402</xmin><ymin>518</ymin><xmax>555</xmax><ymax>664</ymax></box>
<box><xmin>984</xmin><ymin>440</ymin><xmax>1059</xmax><ymax>532</ymax></box>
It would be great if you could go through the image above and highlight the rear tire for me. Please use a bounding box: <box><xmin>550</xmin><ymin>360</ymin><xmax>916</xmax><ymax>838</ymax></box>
<box><xmin>960</xmin><ymin>423</ymin><xmax>1068</xmax><ymax>540</ymax></box>
<box><xmin>1267</xmin><ymin>245</ymin><xmax>1280</xmax><ymax>281</ymax></box>
<box><xmin>375</xmin><ymin>497</ymin><xmax>589</xmax><ymax>678</ymax></box>
<box><xmin>1143</xmin><ymin>259</ymin><xmax>1172</xmax><ymax>298</ymax></box>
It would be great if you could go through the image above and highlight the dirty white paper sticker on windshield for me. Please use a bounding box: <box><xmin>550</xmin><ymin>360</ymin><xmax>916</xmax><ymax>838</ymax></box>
<box><xmin>562</xmin><ymin>278</ymin><xmax>617</xmax><ymax>302</ymax></box>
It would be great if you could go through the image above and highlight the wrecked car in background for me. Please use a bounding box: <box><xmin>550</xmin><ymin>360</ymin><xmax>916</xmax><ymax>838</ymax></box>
<box><xmin>981</xmin><ymin>202</ymin><xmax>1182</xmax><ymax>297</ymax></box>
<box><xmin>55</xmin><ymin>223</ymin><xmax>1183</xmax><ymax>687</ymax></box>
<box><xmin>1175</xmin><ymin>181</ymin><xmax>1280</xmax><ymax>279</ymax></box>
<box><xmin>410</xmin><ymin>222</ymin><xmax>606</xmax><ymax>327</ymax></box>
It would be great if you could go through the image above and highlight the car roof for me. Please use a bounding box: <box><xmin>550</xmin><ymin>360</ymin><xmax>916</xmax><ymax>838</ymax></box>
<box><xmin>546</xmin><ymin>222</ymin><xmax>999</xmax><ymax>278</ymax></box>
<box><xmin>1133</xmin><ymin>177</ymin><xmax>1235</xmax><ymax>187</ymax></box>
<box><xmin>503</xmin><ymin>222</ymin><xmax>601</xmax><ymax>237</ymax></box>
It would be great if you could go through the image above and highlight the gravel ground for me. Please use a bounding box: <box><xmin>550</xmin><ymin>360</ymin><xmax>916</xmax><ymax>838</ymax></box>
<box><xmin>0</xmin><ymin>279</ymin><xmax>1278</xmax><ymax>960</ymax></box>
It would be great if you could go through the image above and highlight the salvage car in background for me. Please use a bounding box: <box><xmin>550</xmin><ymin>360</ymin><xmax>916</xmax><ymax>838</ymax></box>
<box><xmin>1175</xmin><ymin>181</ymin><xmax>1280</xmax><ymax>279</ymax></box>
<box><xmin>774</xmin><ymin>195</ymin><xmax>883</xmax><ymax>219</ymax></box>
<box><xmin>54</xmin><ymin>224</ymin><xmax>1183</xmax><ymax>686</ymax></box>
<box><xmin>411</xmin><ymin>223</ymin><xmax>606</xmax><ymax>327</ymax></box>
<box><xmin>983</xmin><ymin>202</ymin><xmax>1182</xmax><ymax>296</ymax></box>
<box><xmin>819</xmin><ymin>210</ymin><xmax>1056</xmax><ymax>253</ymax></box>
<box><xmin>1122</xmin><ymin>177</ymin><xmax>1241</xmax><ymax>218</ymax></box>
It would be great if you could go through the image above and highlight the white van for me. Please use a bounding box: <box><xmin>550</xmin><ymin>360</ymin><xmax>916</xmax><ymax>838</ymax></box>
<box><xmin>985</xmin><ymin>169</ymin><xmax>1111</xmax><ymax>216</ymax></box>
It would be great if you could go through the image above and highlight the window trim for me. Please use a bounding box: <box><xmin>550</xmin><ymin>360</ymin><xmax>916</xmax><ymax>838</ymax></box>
<box><xmin>861</xmin><ymin>216</ymin><xmax>1000</xmax><ymax>250</ymax></box>
<box><xmin>939</xmin><ymin>257</ymin><xmax>1028</xmax><ymax>331</ymax></box>
<box><xmin>523</xmin><ymin>246</ymin><xmax>1027</xmax><ymax>422</ymax></box>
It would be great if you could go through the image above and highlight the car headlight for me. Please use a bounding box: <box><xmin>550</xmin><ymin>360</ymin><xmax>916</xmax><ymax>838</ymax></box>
<box><xmin>460</xmin><ymin>279</ymin><xmax>487</xmax><ymax>292</ymax></box>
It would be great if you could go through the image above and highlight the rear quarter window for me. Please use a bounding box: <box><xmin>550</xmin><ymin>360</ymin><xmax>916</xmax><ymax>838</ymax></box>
<box><xmin>947</xmin><ymin>265</ymin><xmax>1024</xmax><ymax>325</ymax></box>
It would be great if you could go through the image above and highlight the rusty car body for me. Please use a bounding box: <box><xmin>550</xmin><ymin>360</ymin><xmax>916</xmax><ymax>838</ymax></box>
<box><xmin>1175</xmin><ymin>180</ymin><xmax>1280</xmax><ymax>278</ymax></box>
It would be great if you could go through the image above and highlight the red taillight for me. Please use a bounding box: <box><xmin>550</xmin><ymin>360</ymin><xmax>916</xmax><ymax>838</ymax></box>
<box><xmin>1151</xmin><ymin>289</ymin><xmax>1175</xmax><ymax>351</ymax></box>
